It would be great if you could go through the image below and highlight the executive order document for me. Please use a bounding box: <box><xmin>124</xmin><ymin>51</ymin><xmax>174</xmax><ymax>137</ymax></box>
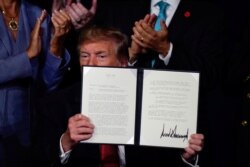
<box><xmin>81</xmin><ymin>66</ymin><xmax>199</xmax><ymax>148</ymax></box>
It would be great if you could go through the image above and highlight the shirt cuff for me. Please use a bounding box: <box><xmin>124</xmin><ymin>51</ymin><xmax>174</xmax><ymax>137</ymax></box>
<box><xmin>158</xmin><ymin>42</ymin><xmax>173</xmax><ymax>66</ymax></box>
<box><xmin>181</xmin><ymin>154</ymin><xmax>199</xmax><ymax>167</ymax></box>
<box><xmin>128</xmin><ymin>60</ymin><xmax>137</xmax><ymax>66</ymax></box>
<box><xmin>59</xmin><ymin>134</ymin><xmax>72</xmax><ymax>164</ymax></box>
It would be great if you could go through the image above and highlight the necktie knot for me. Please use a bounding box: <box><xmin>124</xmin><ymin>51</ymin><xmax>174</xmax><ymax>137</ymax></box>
<box><xmin>154</xmin><ymin>1</ymin><xmax>170</xmax><ymax>31</ymax></box>
<box><xmin>157</xmin><ymin>1</ymin><xmax>169</xmax><ymax>13</ymax></box>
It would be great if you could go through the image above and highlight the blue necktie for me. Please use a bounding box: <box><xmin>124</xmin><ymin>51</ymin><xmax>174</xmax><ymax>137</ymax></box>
<box><xmin>151</xmin><ymin>1</ymin><xmax>170</xmax><ymax>68</ymax></box>
<box><xmin>154</xmin><ymin>1</ymin><xmax>170</xmax><ymax>31</ymax></box>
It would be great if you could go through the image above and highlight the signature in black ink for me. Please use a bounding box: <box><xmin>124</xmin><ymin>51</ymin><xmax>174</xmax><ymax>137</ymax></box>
<box><xmin>160</xmin><ymin>124</ymin><xmax>189</xmax><ymax>142</ymax></box>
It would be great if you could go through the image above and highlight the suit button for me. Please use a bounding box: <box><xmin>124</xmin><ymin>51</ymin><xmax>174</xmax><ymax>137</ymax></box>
<box><xmin>247</xmin><ymin>93</ymin><xmax>250</xmax><ymax>99</ymax></box>
<box><xmin>244</xmin><ymin>75</ymin><xmax>250</xmax><ymax>82</ymax></box>
<box><xmin>241</xmin><ymin>120</ymin><xmax>248</xmax><ymax>127</ymax></box>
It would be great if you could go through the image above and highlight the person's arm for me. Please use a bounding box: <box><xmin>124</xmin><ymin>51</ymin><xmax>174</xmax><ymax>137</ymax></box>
<box><xmin>50</xmin><ymin>9</ymin><xmax>71</xmax><ymax>58</ymax></box>
<box><xmin>58</xmin><ymin>114</ymin><xmax>95</xmax><ymax>164</ymax></box>
<box><xmin>0</xmin><ymin>9</ymin><xmax>48</xmax><ymax>84</ymax></box>
<box><xmin>59</xmin><ymin>134</ymin><xmax>72</xmax><ymax>164</ymax></box>
<box><xmin>181</xmin><ymin>155</ymin><xmax>199</xmax><ymax>167</ymax></box>
<box><xmin>61</xmin><ymin>114</ymin><xmax>94</xmax><ymax>152</ymax></box>
<box><xmin>158</xmin><ymin>42</ymin><xmax>173</xmax><ymax>65</ymax></box>
<box><xmin>132</xmin><ymin>18</ymin><xmax>170</xmax><ymax>58</ymax></box>
<box><xmin>132</xmin><ymin>8</ymin><xmax>223</xmax><ymax>90</ymax></box>
<box><xmin>129</xmin><ymin>14</ymin><xmax>157</xmax><ymax>64</ymax></box>
<box><xmin>39</xmin><ymin>9</ymin><xmax>71</xmax><ymax>91</ymax></box>
<box><xmin>129</xmin><ymin>14</ymin><xmax>172</xmax><ymax>67</ymax></box>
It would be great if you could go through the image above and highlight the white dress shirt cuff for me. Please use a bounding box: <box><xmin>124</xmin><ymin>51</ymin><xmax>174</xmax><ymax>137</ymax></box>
<box><xmin>158</xmin><ymin>42</ymin><xmax>173</xmax><ymax>66</ymax></box>
<box><xmin>181</xmin><ymin>155</ymin><xmax>199</xmax><ymax>167</ymax></box>
<box><xmin>59</xmin><ymin>134</ymin><xmax>72</xmax><ymax>164</ymax></box>
<box><xmin>128</xmin><ymin>60</ymin><xmax>137</xmax><ymax>66</ymax></box>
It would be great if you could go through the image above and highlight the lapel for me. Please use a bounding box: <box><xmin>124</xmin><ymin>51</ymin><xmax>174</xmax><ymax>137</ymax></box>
<box><xmin>23</xmin><ymin>1</ymin><xmax>37</xmax><ymax>30</ymax></box>
<box><xmin>168</xmin><ymin>0</ymin><xmax>193</xmax><ymax>43</ymax></box>
<box><xmin>0</xmin><ymin>16</ymin><xmax>12</xmax><ymax>56</ymax></box>
<box><xmin>16</xmin><ymin>1</ymin><xmax>32</xmax><ymax>53</ymax></box>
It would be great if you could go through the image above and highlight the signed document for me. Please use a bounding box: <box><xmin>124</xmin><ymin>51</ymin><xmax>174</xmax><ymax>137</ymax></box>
<box><xmin>81</xmin><ymin>66</ymin><xmax>199</xmax><ymax>148</ymax></box>
<box><xmin>139</xmin><ymin>70</ymin><xmax>199</xmax><ymax>148</ymax></box>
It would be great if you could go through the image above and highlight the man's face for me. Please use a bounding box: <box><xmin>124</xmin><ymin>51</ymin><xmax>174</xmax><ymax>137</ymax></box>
<box><xmin>79</xmin><ymin>40</ymin><xmax>126</xmax><ymax>67</ymax></box>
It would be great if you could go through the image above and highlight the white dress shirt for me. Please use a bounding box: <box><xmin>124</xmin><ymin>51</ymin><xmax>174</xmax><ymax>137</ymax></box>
<box><xmin>151</xmin><ymin>0</ymin><xmax>180</xmax><ymax>26</ymax></box>
<box><xmin>150</xmin><ymin>0</ymin><xmax>180</xmax><ymax>65</ymax></box>
<box><xmin>59</xmin><ymin>135</ymin><xmax>198</xmax><ymax>167</ymax></box>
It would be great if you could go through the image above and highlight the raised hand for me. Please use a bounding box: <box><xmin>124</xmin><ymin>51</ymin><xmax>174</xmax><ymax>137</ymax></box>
<box><xmin>51</xmin><ymin>9</ymin><xmax>71</xmax><ymax>37</ymax></box>
<box><xmin>66</xmin><ymin>0</ymin><xmax>97</xmax><ymax>29</ymax></box>
<box><xmin>132</xmin><ymin>15</ymin><xmax>170</xmax><ymax>57</ymax></box>
<box><xmin>129</xmin><ymin>14</ymin><xmax>157</xmax><ymax>63</ymax></box>
<box><xmin>61</xmin><ymin>114</ymin><xmax>95</xmax><ymax>152</ymax></box>
<box><xmin>26</xmin><ymin>10</ymin><xmax>47</xmax><ymax>59</ymax></box>
<box><xmin>50</xmin><ymin>9</ymin><xmax>71</xmax><ymax>57</ymax></box>
<box><xmin>182</xmin><ymin>134</ymin><xmax>204</xmax><ymax>160</ymax></box>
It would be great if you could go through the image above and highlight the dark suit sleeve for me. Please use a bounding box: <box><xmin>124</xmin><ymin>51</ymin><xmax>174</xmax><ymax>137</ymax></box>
<box><xmin>136</xmin><ymin>1</ymin><xmax>224</xmax><ymax>92</ymax></box>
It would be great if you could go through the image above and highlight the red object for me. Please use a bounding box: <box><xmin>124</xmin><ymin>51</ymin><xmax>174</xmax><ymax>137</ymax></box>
<box><xmin>100</xmin><ymin>144</ymin><xmax>120</xmax><ymax>167</ymax></box>
<box><xmin>184</xmin><ymin>11</ymin><xmax>191</xmax><ymax>18</ymax></box>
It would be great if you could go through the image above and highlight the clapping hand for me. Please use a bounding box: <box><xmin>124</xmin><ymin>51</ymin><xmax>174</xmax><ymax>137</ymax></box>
<box><xmin>52</xmin><ymin>0</ymin><xmax>97</xmax><ymax>30</ymax></box>
<box><xmin>50</xmin><ymin>9</ymin><xmax>71</xmax><ymax>57</ymax></box>
<box><xmin>129</xmin><ymin>14</ymin><xmax>156</xmax><ymax>63</ymax></box>
<box><xmin>132</xmin><ymin>14</ymin><xmax>170</xmax><ymax>57</ymax></box>
<box><xmin>26</xmin><ymin>10</ymin><xmax>47</xmax><ymax>59</ymax></box>
<box><xmin>65</xmin><ymin>0</ymin><xmax>97</xmax><ymax>29</ymax></box>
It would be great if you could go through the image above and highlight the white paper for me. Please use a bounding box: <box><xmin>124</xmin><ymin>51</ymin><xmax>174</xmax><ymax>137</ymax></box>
<box><xmin>81</xmin><ymin>67</ymin><xmax>137</xmax><ymax>144</ymax></box>
<box><xmin>140</xmin><ymin>70</ymin><xmax>199</xmax><ymax>148</ymax></box>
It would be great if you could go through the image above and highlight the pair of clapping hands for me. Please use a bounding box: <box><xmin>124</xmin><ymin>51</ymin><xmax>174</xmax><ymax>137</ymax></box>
<box><xmin>52</xmin><ymin>0</ymin><xmax>97</xmax><ymax>29</ymax></box>
<box><xmin>27</xmin><ymin>0</ymin><xmax>97</xmax><ymax>58</ymax></box>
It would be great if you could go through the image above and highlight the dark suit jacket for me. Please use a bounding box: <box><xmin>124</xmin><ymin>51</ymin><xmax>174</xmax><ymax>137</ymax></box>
<box><xmin>32</xmin><ymin>82</ymin><xmax>194</xmax><ymax>167</ymax></box>
<box><xmin>95</xmin><ymin>1</ymin><xmax>223</xmax><ymax>167</ymax></box>
<box><xmin>96</xmin><ymin>2</ymin><xmax>223</xmax><ymax>167</ymax></box>
<box><xmin>220</xmin><ymin>18</ymin><xmax>250</xmax><ymax>166</ymax></box>
<box><xmin>135</xmin><ymin>0</ymin><xmax>223</xmax><ymax>92</ymax></box>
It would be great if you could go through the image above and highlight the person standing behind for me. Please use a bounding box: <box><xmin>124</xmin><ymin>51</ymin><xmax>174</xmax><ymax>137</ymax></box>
<box><xmin>36</xmin><ymin>0</ymin><xmax>98</xmax><ymax>88</ymax></box>
<box><xmin>0</xmin><ymin>0</ymin><xmax>71</xmax><ymax>166</ymax></box>
<box><xmin>127</xmin><ymin>1</ymin><xmax>223</xmax><ymax>167</ymax></box>
<box><xmin>25</xmin><ymin>0</ymin><xmax>97</xmax><ymax>88</ymax></box>
<box><xmin>129</xmin><ymin>0</ymin><xmax>223</xmax><ymax>90</ymax></box>
<box><xmin>62</xmin><ymin>0</ymin><xmax>97</xmax><ymax>87</ymax></box>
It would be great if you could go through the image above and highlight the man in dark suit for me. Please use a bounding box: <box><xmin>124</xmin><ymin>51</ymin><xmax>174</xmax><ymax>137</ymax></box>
<box><xmin>119</xmin><ymin>1</ymin><xmax>222</xmax><ymax>167</ymax></box>
<box><xmin>32</xmin><ymin>26</ymin><xmax>204</xmax><ymax>167</ymax></box>
<box><xmin>128</xmin><ymin>0</ymin><xmax>222</xmax><ymax>89</ymax></box>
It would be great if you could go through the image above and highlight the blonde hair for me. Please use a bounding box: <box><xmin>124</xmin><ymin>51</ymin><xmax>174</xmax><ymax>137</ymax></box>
<box><xmin>78</xmin><ymin>25</ymin><xmax>129</xmax><ymax>62</ymax></box>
